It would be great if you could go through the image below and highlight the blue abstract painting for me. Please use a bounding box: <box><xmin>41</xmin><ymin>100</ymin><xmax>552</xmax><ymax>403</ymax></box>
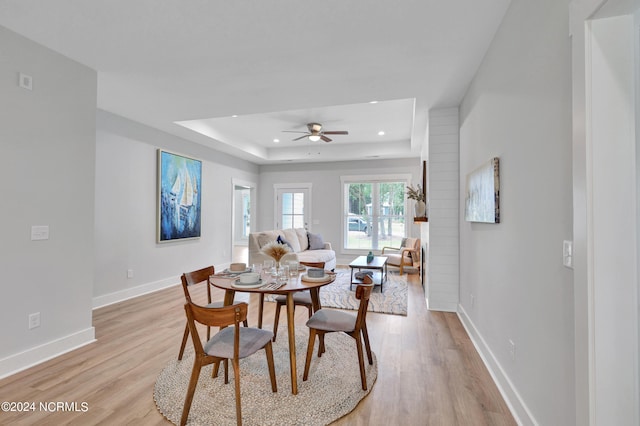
<box><xmin>157</xmin><ymin>150</ymin><xmax>202</xmax><ymax>242</ymax></box>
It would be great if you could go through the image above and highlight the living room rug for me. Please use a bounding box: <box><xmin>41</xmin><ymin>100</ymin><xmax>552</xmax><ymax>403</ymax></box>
<box><xmin>266</xmin><ymin>268</ymin><xmax>408</xmax><ymax>316</ymax></box>
<box><xmin>318</xmin><ymin>269</ymin><xmax>408</xmax><ymax>316</ymax></box>
<box><xmin>154</xmin><ymin>329</ymin><xmax>377</xmax><ymax>426</ymax></box>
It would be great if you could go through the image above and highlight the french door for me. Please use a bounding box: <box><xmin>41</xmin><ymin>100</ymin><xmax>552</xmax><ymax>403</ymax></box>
<box><xmin>274</xmin><ymin>184</ymin><xmax>311</xmax><ymax>230</ymax></box>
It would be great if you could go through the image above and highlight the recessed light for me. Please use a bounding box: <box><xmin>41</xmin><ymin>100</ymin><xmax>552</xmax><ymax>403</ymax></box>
<box><xmin>378</xmin><ymin>131</ymin><xmax>385</xmax><ymax>136</ymax></box>
<box><xmin>273</xmin><ymin>139</ymin><xmax>280</xmax><ymax>143</ymax></box>
<box><xmin>369</xmin><ymin>100</ymin><xmax>378</xmax><ymax>104</ymax></box>
<box><xmin>232</xmin><ymin>114</ymin><xmax>238</xmax><ymax>118</ymax></box>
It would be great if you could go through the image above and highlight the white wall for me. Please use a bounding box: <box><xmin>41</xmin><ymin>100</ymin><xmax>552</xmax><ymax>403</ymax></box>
<box><xmin>458</xmin><ymin>1</ymin><xmax>574</xmax><ymax>425</ymax></box>
<box><xmin>257</xmin><ymin>159</ymin><xmax>422</xmax><ymax>265</ymax></box>
<box><xmin>0</xmin><ymin>26</ymin><xmax>97</xmax><ymax>377</ymax></box>
<box><xmin>589</xmin><ymin>13</ymin><xmax>638</xmax><ymax>426</ymax></box>
<box><xmin>427</xmin><ymin>108</ymin><xmax>459</xmax><ymax>312</ymax></box>
<box><xmin>93</xmin><ymin>111</ymin><xmax>259</xmax><ymax>307</ymax></box>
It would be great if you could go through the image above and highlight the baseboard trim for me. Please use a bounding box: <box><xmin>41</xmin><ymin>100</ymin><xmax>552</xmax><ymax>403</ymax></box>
<box><xmin>92</xmin><ymin>277</ymin><xmax>179</xmax><ymax>309</ymax></box>
<box><xmin>0</xmin><ymin>327</ymin><xmax>95</xmax><ymax>380</ymax></box>
<box><xmin>457</xmin><ymin>304</ymin><xmax>537</xmax><ymax>426</ymax></box>
<box><xmin>426</xmin><ymin>299</ymin><xmax>458</xmax><ymax>312</ymax></box>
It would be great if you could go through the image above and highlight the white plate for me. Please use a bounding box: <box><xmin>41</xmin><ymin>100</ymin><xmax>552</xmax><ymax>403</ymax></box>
<box><xmin>301</xmin><ymin>273</ymin><xmax>335</xmax><ymax>283</ymax></box>
<box><xmin>224</xmin><ymin>268</ymin><xmax>252</xmax><ymax>274</ymax></box>
<box><xmin>232</xmin><ymin>278</ymin><xmax>263</xmax><ymax>289</ymax></box>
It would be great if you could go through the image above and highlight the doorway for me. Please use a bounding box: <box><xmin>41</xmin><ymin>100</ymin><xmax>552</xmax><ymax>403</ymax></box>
<box><xmin>232</xmin><ymin>179</ymin><xmax>256</xmax><ymax>264</ymax></box>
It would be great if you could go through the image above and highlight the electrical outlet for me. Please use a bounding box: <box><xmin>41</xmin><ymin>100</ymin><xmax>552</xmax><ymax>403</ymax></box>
<box><xmin>29</xmin><ymin>312</ymin><xmax>40</xmax><ymax>330</ymax></box>
<box><xmin>18</xmin><ymin>72</ymin><xmax>33</xmax><ymax>90</ymax></box>
<box><xmin>563</xmin><ymin>240</ymin><xmax>573</xmax><ymax>268</ymax></box>
<box><xmin>508</xmin><ymin>339</ymin><xmax>516</xmax><ymax>360</ymax></box>
<box><xmin>127</xmin><ymin>269</ymin><xmax>134</xmax><ymax>279</ymax></box>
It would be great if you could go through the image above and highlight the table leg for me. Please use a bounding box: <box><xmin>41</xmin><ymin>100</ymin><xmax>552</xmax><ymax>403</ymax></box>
<box><xmin>286</xmin><ymin>293</ymin><xmax>298</xmax><ymax>394</ymax></box>
<box><xmin>223</xmin><ymin>289</ymin><xmax>235</xmax><ymax>306</ymax></box>
<box><xmin>310</xmin><ymin>288</ymin><xmax>321</xmax><ymax>312</ymax></box>
<box><xmin>349</xmin><ymin>267</ymin><xmax>354</xmax><ymax>291</ymax></box>
<box><xmin>258</xmin><ymin>294</ymin><xmax>265</xmax><ymax>329</ymax></box>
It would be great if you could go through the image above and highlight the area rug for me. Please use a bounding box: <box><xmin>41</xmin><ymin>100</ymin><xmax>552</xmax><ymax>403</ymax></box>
<box><xmin>154</xmin><ymin>328</ymin><xmax>377</xmax><ymax>426</ymax></box>
<box><xmin>267</xmin><ymin>269</ymin><xmax>408</xmax><ymax>316</ymax></box>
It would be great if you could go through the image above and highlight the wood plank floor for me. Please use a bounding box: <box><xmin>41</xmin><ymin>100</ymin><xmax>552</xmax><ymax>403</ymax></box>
<box><xmin>0</xmin><ymin>271</ymin><xmax>516</xmax><ymax>425</ymax></box>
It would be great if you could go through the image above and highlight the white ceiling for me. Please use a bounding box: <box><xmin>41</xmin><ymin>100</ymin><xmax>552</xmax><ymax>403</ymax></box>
<box><xmin>0</xmin><ymin>0</ymin><xmax>510</xmax><ymax>164</ymax></box>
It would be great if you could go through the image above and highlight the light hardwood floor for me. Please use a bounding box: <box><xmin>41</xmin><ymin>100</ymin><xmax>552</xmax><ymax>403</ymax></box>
<box><xmin>0</xmin><ymin>272</ymin><xmax>516</xmax><ymax>425</ymax></box>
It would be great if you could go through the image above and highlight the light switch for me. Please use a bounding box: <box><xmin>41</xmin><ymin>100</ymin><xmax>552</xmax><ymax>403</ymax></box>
<box><xmin>31</xmin><ymin>225</ymin><xmax>49</xmax><ymax>241</ymax></box>
<box><xmin>563</xmin><ymin>240</ymin><xmax>573</xmax><ymax>268</ymax></box>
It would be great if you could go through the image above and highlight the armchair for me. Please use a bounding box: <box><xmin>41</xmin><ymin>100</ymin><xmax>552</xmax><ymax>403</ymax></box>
<box><xmin>381</xmin><ymin>237</ymin><xmax>420</xmax><ymax>275</ymax></box>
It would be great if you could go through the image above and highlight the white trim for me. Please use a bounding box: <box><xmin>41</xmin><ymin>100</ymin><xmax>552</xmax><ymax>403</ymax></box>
<box><xmin>0</xmin><ymin>327</ymin><xmax>96</xmax><ymax>380</ymax></box>
<box><xmin>584</xmin><ymin>18</ymin><xmax>598</xmax><ymax>425</ymax></box>
<box><xmin>340</xmin><ymin>173</ymin><xmax>412</xmax><ymax>183</ymax></box>
<box><xmin>457</xmin><ymin>305</ymin><xmax>538</xmax><ymax>426</ymax></box>
<box><xmin>425</xmin><ymin>299</ymin><xmax>457</xmax><ymax>312</ymax></box>
<box><xmin>92</xmin><ymin>276</ymin><xmax>179</xmax><ymax>309</ymax></box>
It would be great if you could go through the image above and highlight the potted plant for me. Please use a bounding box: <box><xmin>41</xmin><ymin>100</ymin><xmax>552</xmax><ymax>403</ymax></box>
<box><xmin>406</xmin><ymin>184</ymin><xmax>427</xmax><ymax>218</ymax></box>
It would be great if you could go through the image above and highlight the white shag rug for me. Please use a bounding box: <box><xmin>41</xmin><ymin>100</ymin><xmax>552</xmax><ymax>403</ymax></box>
<box><xmin>154</xmin><ymin>329</ymin><xmax>377</xmax><ymax>425</ymax></box>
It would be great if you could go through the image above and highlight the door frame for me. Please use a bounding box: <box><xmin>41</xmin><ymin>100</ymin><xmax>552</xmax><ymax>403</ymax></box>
<box><xmin>231</xmin><ymin>178</ymin><xmax>256</xmax><ymax>247</ymax></box>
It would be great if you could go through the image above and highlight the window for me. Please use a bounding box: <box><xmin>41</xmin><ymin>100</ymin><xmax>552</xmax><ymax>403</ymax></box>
<box><xmin>341</xmin><ymin>176</ymin><xmax>410</xmax><ymax>251</ymax></box>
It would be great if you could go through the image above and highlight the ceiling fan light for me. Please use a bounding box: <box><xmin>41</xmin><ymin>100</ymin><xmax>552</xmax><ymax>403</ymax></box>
<box><xmin>308</xmin><ymin>135</ymin><xmax>321</xmax><ymax>142</ymax></box>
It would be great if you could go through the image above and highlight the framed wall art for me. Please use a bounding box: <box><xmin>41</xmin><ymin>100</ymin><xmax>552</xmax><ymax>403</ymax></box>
<box><xmin>157</xmin><ymin>150</ymin><xmax>202</xmax><ymax>242</ymax></box>
<box><xmin>464</xmin><ymin>157</ymin><xmax>500</xmax><ymax>223</ymax></box>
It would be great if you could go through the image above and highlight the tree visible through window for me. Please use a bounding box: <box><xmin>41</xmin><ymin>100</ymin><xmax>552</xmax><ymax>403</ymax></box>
<box><xmin>343</xmin><ymin>180</ymin><xmax>406</xmax><ymax>250</ymax></box>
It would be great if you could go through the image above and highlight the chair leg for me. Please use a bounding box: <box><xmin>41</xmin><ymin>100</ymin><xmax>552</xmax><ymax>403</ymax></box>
<box><xmin>272</xmin><ymin>302</ymin><xmax>282</xmax><ymax>342</ymax></box>
<box><xmin>264</xmin><ymin>341</ymin><xmax>278</xmax><ymax>392</ymax></box>
<box><xmin>232</xmin><ymin>358</ymin><xmax>242</xmax><ymax>426</ymax></box>
<box><xmin>180</xmin><ymin>359</ymin><xmax>202</xmax><ymax>426</ymax></box>
<box><xmin>178</xmin><ymin>322</ymin><xmax>190</xmax><ymax>360</ymax></box>
<box><xmin>306</xmin><ymin>304</ymin><xmax>313</xmax><ymax>319</ymax></box>
<box><xmin>362</xmin><ymin>324</ymin><xmax>373</xmax><ymax>365</ymax></box>
<box><xmin>318</xmin><ymin>333</ymin><xmax>326</xmax><ymax>357</ymax></box>
<box><xmin>354</xmin><ymin>334</ymin><xmax>368</xmax><ymax>391</ymax></box>
<box><xmin>303</xmin><ymin>329</ymin><xmax>317</xmax><ymax>381</ymax></box>
<box><xmin>224</xmin><ymin>359</ymin><xmax>229</xmax><ymax>384</ymax></box>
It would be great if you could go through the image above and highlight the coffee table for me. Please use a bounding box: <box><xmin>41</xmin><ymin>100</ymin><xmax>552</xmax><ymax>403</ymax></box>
<box><xmin>349</xmin><ymin>255</ymin><xmax>388</xmax><ymax>292</ymax></box>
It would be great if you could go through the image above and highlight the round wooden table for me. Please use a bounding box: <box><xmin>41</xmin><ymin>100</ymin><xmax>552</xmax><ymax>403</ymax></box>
<box><xmin>209</xmin><ymin>270</ymin><xmax>335</xmax><ymax>395</ymax></box>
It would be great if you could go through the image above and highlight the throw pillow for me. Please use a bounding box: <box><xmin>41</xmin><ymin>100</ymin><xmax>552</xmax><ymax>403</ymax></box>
<box><xmin>277</xmin><ymin>235</ymin><xmax>293</xmax><ymax>250</ymax></box>
<box><xmin>308</xmin><ymin>232</ymin><xmax>325</xmax><ymax>250</ymax></box>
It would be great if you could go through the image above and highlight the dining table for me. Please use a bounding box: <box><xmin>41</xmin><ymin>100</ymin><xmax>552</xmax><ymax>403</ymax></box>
<box><xmin>209</xmin><ymin>268</ymin><xmax>336</xmax><ymax>395</ymax></box>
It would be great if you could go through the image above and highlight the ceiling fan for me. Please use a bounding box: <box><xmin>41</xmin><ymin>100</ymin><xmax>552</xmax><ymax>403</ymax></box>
<box><xmin>283</xmin><ymin>122</ymin><xmax>349</xmax><ymax>143</ymax></box>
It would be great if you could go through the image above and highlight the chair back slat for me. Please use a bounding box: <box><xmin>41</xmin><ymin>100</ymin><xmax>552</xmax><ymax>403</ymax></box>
<box><xmin>187</xmin><ymin>301</ymin><xmax>247</xmax><ymax>328</ymax></box>
<box><xmin>181</xmin><ymin>266</ymin><xmax>215</xmax><ymax>303</ymax></box>
<box><xmin>300</xmin><ymin>261</ymin><xmax>326</xmax><ymax>269</ymax></box>
<box><xmin>354</xmin><ymin>284</ymin><xmax>372</xmax><ymax>330</ymax></box>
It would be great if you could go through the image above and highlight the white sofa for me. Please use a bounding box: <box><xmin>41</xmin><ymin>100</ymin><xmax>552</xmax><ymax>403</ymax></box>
<box><xmin>248</xmin><ymin>228</ymin><xmax>336</xmax><ymax>271</ymax></box>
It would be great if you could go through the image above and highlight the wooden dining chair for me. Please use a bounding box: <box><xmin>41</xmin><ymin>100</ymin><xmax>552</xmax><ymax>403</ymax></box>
<box><xmin>178</xmin><ymin>266</ymin><xmax>247</xmax><ymax>360</ymax></box>
<box><xmin>302</xmin><ymin>284</ymin><xmax>373</xmax><ymax>390</ymax></box>
<box><xmin>271</xmin><ymin>261</ymin><xmax>325</xmax><ymax>342</ymax></box>
<box><xmin>181</xmin><ymin>301</ymin><xmax>277</xmax><ymax>426</ymax></box>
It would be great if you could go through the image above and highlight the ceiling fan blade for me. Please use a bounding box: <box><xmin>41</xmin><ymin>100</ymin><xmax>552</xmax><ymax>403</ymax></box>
<box><xmin>282</xmin><ymin>130</ymin><xmax>308</xmax><ymax>134</ymax></box>
<box><xmin>322</xmin><ymin>131</ymin><xmax>349</xmax><ymax>135</ymax></box>
<box><xmin>321</xmin><ymin>135</ymin><xmax>332</xmax><ymax>142</ymax></box>
<box><xmin>292</xmin><ymin>135</ymin><xmax>308</xmax><ymax>141</ymax></box>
